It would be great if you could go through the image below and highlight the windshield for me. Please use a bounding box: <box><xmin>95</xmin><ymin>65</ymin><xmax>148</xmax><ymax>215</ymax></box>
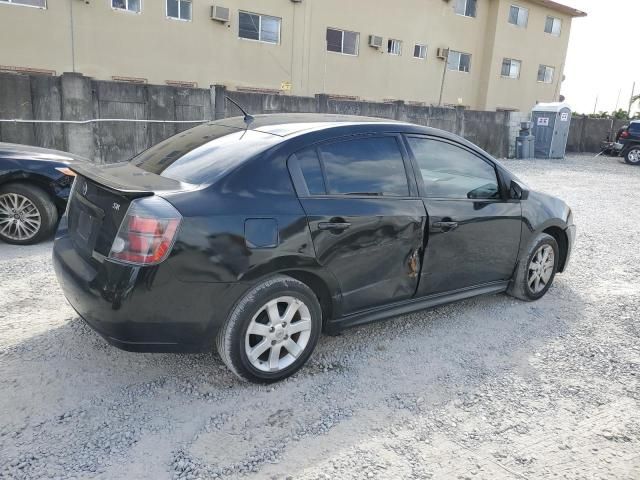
<box><xmin>132</xmin><ymin>124</ymin><xmax>282</xmax><ymax>184</ymax></box>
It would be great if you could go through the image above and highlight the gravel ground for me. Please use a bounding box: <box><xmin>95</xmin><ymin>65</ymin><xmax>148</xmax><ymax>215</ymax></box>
<box><xmin>1</xmin><ymin>154</ymin><xmax>639</xmax><ymax>480</ymax></box>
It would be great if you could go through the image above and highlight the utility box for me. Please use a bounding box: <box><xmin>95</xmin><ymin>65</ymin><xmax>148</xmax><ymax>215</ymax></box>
<box><xmin>531</xmin><ymin>102</ymin><xmax>572</xmax><ymax>159</ymax></box>
<box><xmin>516</xmin><ymin>121</ymin><xmax>535</xmax><ymax>159</ymax></box>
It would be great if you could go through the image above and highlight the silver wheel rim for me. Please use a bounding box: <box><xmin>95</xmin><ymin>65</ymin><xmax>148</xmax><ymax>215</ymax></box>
<box><xmin>528</xmin><ymin>245</ymin><xmax>555</xmax><ymax>294</ymax></box>
<box><xmin>0</xmin><ymin>193</ymin><xmax>42</xmax><ymax>241</ymax></box>
<box><xmin>629</xmin><ymin>149</ymin><xmax>640</xmax><ymax>163</ymax></box>
<box><xmin>244</xmin><ymin>296</ymin><xmax>312</xmax><ymax>373</ymax></box>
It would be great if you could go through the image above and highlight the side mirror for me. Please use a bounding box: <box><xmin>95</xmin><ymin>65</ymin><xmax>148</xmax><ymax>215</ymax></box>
<box><xmin>510</xmin><ymin>180</ymin><xmax>529</xmax><ymax>200</ymax></box>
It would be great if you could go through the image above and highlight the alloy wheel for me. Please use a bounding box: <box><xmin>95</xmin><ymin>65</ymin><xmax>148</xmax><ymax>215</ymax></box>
<box><xmin>244</xmin><ymin>296</ymin><xmax>312</xmax><ymax>373</ymax></box>
<box><xmin>0</xmin><ymin>193</ymin><xmax>42</xmax><ymax>241</ymax></box>
<box><xmin>628</xmin><ymin>149</ymin><xmax>640</xmax><ymax>164</ymax></box>
<box><xmin>528</xmin><ymin>245</ymin><xmax>554</xmax><ymax>294</ymax></box>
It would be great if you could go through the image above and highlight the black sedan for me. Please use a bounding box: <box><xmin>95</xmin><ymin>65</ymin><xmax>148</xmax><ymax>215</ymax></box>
<box><xmin>53</xmin><ymin>114</ymin><xmax>576</xmax><ymax>383</ymax></box>
<box><xmin>0</xmin><ymin>143</ymin><xmax>80</xmax><ymax>244</ymax></box>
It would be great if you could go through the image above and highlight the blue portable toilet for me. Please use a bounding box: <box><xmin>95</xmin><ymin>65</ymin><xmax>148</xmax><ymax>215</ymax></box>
<box><xmin>531</xmin><ymin>102</ymin><xmax>572</xmax><ymax>159</ymax></box>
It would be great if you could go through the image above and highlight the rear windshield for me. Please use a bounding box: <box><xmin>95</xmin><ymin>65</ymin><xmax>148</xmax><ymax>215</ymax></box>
<box><xmin>132</xmin><ymin>124</ymin><xmax>282</xmax><ymax>184</ymax></box>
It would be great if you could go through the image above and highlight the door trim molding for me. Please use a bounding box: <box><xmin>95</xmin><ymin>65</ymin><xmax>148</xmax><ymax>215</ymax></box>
<box><xmin>326</xmin><ymin>280</ymin><xmax>509</xmax><ymax>333</ymax></box>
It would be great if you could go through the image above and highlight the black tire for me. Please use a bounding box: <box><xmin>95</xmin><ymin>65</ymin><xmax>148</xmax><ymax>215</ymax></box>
<box><xmin>216</xmin><ymin>275</ymin><xmax>322</xmax><ymax>383</ymax></box>
<box><xmin>0</xmin><ymin>183</ymin><xmax>58</xmax><ymax>245</ymax></box>
<box><xmin>624</xmin><ymin>146</ymin><xmax>640</xmax><ymax>165</ymax></box>
<box><xmin>507</xmin><ymin>233</ymin><xmax>559</xmax><ymax>301</ymax></box>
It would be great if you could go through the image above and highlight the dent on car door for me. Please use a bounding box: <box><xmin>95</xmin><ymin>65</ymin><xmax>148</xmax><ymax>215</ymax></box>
<box><xmin>288</xmin><ymin>135</ymin><xmax>427</xmax><ymax>316</ymax></box>
<box><xmin>405</xmin><ymin>136</ymin><xmax>522</xmax><ymax>296</ymax></box>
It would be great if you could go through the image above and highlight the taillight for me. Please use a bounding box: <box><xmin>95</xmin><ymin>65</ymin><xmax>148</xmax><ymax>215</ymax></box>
<box><xmin>620</xmin><ymin>131</ymin><xmax>630</xmax><ymax>138</ymax></box>
<box><xmin>108</xmin><ymin>196</ymin><xmax>182</xmax><ymax>266</ymax></box>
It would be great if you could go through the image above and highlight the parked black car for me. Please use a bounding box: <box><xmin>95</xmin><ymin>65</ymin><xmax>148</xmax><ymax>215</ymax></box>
<box><xmin>0</xmin><ymin>143</ymin><xmax>80</xmax><ymax>244</ymax></box>
<box><xmin>616</xmin><ymin>120</ymin><xmax>640</xmax><ymax>164</ymax></box>
<box><xmin>53</xmin><ymin>114</ymin><xmax>576</xmax><ymax>383</ymax></box>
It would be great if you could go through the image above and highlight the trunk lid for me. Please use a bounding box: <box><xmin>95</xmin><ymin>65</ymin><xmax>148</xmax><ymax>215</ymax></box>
<box><xmin>67</xmin><ymin>162</ymin><xmax>189</xmax><ymax>260</ymax></box>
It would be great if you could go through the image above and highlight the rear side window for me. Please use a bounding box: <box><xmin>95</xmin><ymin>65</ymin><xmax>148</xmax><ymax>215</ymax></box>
<box><xmin>407</xmin><ymin>137</ymin><xmax>500</xmax><ymax>199</ymax></box>
<box><xmin>629</xmin><ymin>123</ymin><xmax>640</xmax><ymax>134</ymax></box>
<box><xmin>294</xmin><ymin>148</ymin><xmax>326</xmax><ymax>195</ymax></box>
<box><xmin>317</xmin><ymin>137</ymin><xmax>409</xmax><ymax>196</ymax></box>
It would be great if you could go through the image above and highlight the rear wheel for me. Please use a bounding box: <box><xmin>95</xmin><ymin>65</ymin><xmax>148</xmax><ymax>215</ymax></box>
<box><xmin>624</xmin><ymin>146</ymin><xmax>640</xmax><ymax>165</ymax></box>
<box><xmin>216</xmin><ymin>275</ymin><xmax>322</xmax><ymax>383</ymax></box>
<box><xmin>0</xmin><ymin>183</ymin><xmax>58</xmax><ymax>245</ymax></box>
<box><xmin>507</xmin><ymin>233</ymin><xmax>559</xmax><ymax>301</ymax></box>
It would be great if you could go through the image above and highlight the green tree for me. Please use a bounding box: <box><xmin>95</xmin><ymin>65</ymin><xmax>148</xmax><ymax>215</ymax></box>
<box><xmin>612</xmin><ymin>109</ymin><xmax>629</xmax><ymax>120</ymax></box>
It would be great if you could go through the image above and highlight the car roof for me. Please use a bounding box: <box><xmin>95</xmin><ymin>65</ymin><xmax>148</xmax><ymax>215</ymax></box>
<box><xmin>132</xmin><ymin>113</ymin><xmax>497</xmax><ymax>185</ymax></box>
<box><xmin>215</xmin><ymin>113</ymin><xmax>404</xmax><ymax>137</ymax></box>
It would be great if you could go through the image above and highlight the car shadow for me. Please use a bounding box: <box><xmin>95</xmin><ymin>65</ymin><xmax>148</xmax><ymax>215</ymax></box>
<box><xmin>1</xmin><ymin>276</ymin><xmax>587</xmax><ymax>479</ymax></box>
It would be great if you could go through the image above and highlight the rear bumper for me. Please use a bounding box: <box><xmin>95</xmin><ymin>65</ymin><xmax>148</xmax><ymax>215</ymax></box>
<box><xmin>53</xmin><ymin>235</ymin><xmax>247</xmax><ymax>353</ymax></box>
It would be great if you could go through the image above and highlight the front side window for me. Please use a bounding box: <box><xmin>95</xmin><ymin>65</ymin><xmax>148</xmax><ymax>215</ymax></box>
<box><xmin>447</xmin><ymin>51</ymin><xmax>471</xmax><ymax>73</ymax></box>
<box><xmin>508</xmin><ymin>5</ymin><xmax>528</xmax><ymax>27</ymax></box>
<box><xmin>537</xmin><ymin>65</ymin><xmax>555</xmax><ymax>83</ymax></box>
<box><xmin>239</xmin><ymin>11</ymin><xmax>281</xmax><ymax>44</ymax></box>
<box><xmin>0</xmin><ymin>0</ymin><xmax>46</xmax><ymax>7</ymax></box>
<box><xmin>544</xmin><ymin>16</ymin><xmax>562</xmax><ymax>36</ymax></box>
<box><xmin>112</xmin><ymin>0</ymin><xmax>140</xmax><ymax>13</ymax></box>
<box><xmin>388</xmin><ymin>39</ymin><xmax>402</xmax><ymax>56</ymax></box>
<box><xmin>167</xmin><ymin>0</ymin><xmax>191</xmax><ymax>21</ymax></box>
<box><xmin>454</xmin><ymin>0</ymin><xmax>477</xmax><ymax>17</ymax></box>
<box><xmin>318</xmin><ymin>137</ymin><xmax>409</xmax><ymax>197</ymax></box>
<box><xmin>501</xmin><ymin>58</ymin><xmax>521</xmax><ymax>79</ymax></box>
<box><xmin>326</xmin><ymin>28</ymin><xmax>359</xmax><ymax>55</ymax></box>
<box><xmin>408</xmin><ymin>137</ymin><xmax>500</xmax><ymax>200</ymax></box>
<box><xmin>413</xmin><ymin>44</ymin><xmax>427</xmax><ymax>59</ymax></box>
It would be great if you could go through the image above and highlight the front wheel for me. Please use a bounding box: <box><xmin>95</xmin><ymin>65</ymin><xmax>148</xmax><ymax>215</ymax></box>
<box><xmin>624</xmin><ymin>146</ymin><xmax>640</xmax><ymax>165</ymax></box>
<box><xmin>507</xmin><ymin>233</ymin><xmax>559</xmax><ymax>301</ymax></box>
<box><xmin>216</xmin><ymin>275</ymin><xmax>322</xmax><ymax>383</ymax></box>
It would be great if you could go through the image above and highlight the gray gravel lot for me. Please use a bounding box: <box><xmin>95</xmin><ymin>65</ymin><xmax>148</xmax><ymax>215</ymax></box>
<box><xmin>1</xmin><ymin>154</ymin><xmax>639</xmax><ymax>480</ymax></box>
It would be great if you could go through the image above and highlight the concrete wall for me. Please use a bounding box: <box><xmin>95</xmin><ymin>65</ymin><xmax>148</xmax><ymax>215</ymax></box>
<box><xmin>0</xmin><ymin>0</ymin><xmax>584</xmax><ymax>113</ymax></box>
<box><xmin>566</xmin><ymin>117</ymin><xmax>627</xmax><ymax>153</ymax></box>
<box><xmin>0</xmin><ymin>72</ymin><xmax>601</xmax><ymax>163</ymax></box>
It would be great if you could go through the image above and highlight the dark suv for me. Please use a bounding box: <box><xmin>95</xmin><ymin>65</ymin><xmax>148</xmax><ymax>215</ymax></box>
<box><xmin>617</xmin><ymin>120</ymin><xmax>640</xmax><ymax>164</ymax></box>
<box><xmin>53</xmin><ymin>114</ymin><xmax>575</xmax><ymax>383</ymax></box>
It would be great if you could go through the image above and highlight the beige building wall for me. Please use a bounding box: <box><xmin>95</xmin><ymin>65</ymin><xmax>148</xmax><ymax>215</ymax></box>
<box><xmin>0</xmin><ymin>0</ymin><xmax>584</xmax><ymax>112</ymax></box>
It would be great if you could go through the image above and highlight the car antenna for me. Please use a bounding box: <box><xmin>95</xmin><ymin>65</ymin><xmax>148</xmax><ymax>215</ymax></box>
<box><xmin>225</xmin><ymin>96</ymin><xmax>255</xmax><ymax>128</ymax></box>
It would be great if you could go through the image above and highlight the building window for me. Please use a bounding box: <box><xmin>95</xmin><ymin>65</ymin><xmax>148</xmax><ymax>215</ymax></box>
<box><xmin>413</xmin><ymin>44</ymin><xmax>427</xmax><ymax>59</ymax></box>
<box><xmin>326</xmin><ymin>28</ymin><xmax>359</xmax><ymax>56</ymax></box>
<box><xmin>388</xmin><ymin>39</ymin><xmax>402</xmax><ymax>56</ymax></box>
<box><xmin>544</xmin><ymin>16</ymin><xmax>562</xmax><ymax>36</ymax></box>
<box><xmin>447</xmin><ymin>51</ymin><xmax>471</xmax><ymax>73</ymax></box>
<box><xmin>501</xmin><ymin>58</ymin><xmax>521</xmax><ymax>79</ymax></box>
<box><xmin>508</xmin><ymin>5</ymin><xmax>528</xmax><ymax>27</ymax></box>
<box><xmin>167</xmin><ymin>0</ymin><xmax>191</xmax><ymax>21</ymax></box>
<box><xmin>112</xmin><ymin>0</ymin><xmax>140</xmax><ymax>13</ymax></box>
<box><xmin>537</xmin><ymin>65</ymin><xmax>555</xmax><ymax>83</ymax></box>
<box><xmin>0</xmin><ymin>0</ymin><xmax>46</xmax><ymax>7</ymax></box>
<box><xmin>454</xmin><ymin>0</ymin><xmax>477</xmax><ymax>18</ymax></box>
<box><xmin>239</xmin><ymin>11</ymin><xmax>281</xmax><ymax>44</ymax></box>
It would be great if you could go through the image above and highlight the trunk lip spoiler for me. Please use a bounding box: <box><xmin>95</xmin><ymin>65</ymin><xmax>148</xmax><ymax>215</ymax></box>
<box><xmin>70</xmin><ymin>163</ymin><xmax>196</xmax><ymax>196</ymax></box>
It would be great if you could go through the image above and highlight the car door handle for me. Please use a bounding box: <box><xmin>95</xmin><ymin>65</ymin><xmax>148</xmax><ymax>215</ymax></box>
<box><xmin>432</xmin><ymin>221</ymin><xmax>459</xmax><ymax>231</ymax></box>
<box><xmin>318</xmin><ymin>221</ymin><xmax>351</xmax><ymax>231</ymax></box>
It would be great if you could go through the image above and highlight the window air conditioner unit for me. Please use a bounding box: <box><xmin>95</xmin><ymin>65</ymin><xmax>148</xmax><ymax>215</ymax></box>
<box><xmin>436</xmin><ymin>47</ymin><xmax>449</xmax><ymax>59</ymax></box>
<box><xmin>211</xmin><ymin>5</ymin><xmax>230</xmax><ymax>22</ymax></box>
<box><xmin>369</xmin><ymin>35</ymin><xmax>383</xmax><ymax>49</ymax></box>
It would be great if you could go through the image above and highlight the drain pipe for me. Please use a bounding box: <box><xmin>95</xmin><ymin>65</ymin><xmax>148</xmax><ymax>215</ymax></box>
<box><xmin>69</xmin><ymin>0</ymin><xmax>76</xmax><ymax>72</ymax></box>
